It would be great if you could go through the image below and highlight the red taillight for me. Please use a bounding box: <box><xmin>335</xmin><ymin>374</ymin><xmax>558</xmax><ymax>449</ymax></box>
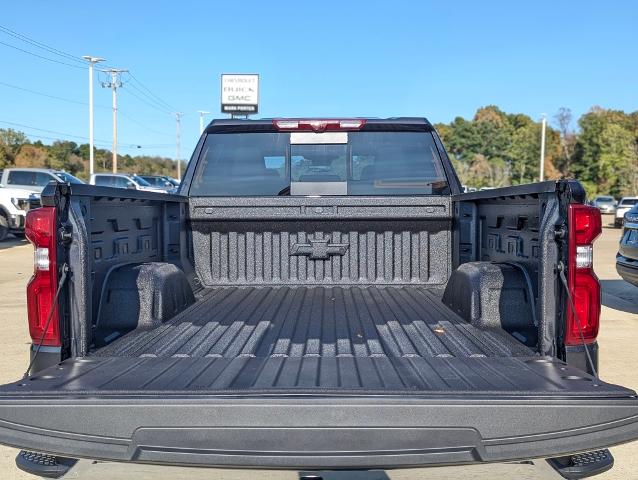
<box><xmin>565</xmin><ymin>204</ymin><xmax>602</xmax><ymax>345</ymax></box>
<box><xmin>25</xmin><ymin>207</ymin><xmax>61</xmax><ymax>347</ymax></box>
<box><xmin>273</xmin><ymin>119</ymin><xmax>366</xmax><ymax>132</ymax></box>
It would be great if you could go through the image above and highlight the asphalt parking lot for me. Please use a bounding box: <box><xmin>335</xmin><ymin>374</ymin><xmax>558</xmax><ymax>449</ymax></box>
<box><xmin>0</xmin><ymin>217</ymin><xmax>636</xmax><ymax>479</ymax></box>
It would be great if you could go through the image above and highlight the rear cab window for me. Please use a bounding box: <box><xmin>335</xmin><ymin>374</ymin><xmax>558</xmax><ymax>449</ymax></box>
<box><xmin>190</xmin><ymin>124</ymin><xmax>450</xmax><ymax>196</ymax></box>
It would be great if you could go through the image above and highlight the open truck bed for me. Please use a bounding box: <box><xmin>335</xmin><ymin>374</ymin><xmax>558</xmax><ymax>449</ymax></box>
<box><xmin>4</xmin><ymin>119</ymin><xmax>638</xmax><ymax>475</ymax></box>
<box><xmin>1</xmin><ymin>174</ymin><xmax>636</xmax><ymax>471</ymax></box>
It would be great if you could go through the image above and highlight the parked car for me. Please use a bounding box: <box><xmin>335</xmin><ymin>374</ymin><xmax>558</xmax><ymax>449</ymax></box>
<box><xmin>89</xmin><ymin>173</ymin><xmax>168</xmax><ymax>193</ymax></box>
<box><xmin>138</xmin><ymin>175</ymin><xmax>179</xmax><ymax>193</ymax></box>
<box><xmin>614</xmin><ymin>197</ymin><xmax>638</xmax><ymax>227</ymax></box>
<box><xmin>591</xmin><ymin>195</ymin><xmax>617</xmax><ymax>214</ymax></box>
<box><xmin>0</xmin><ymin>186</ymin><xmax>38</xmax><ymax>241</ymax></box>
<box><xmin>617</xmin><ymin>203</ymin><xmax>638</xmax><ymax>287</ymax></box>
<box><xmin>0</xmin><ymin>168</ymin><xmax>83</xmax><ymax>193</ymax></box>
<box><xmin>2</xmin><ymin>117</ymin><xmax>637</xmax><ymax>479</ymax></box>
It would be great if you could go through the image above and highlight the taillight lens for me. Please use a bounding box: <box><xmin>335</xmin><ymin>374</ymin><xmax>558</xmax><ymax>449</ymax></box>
<box><xmin>565</xmin><ymin>204</ymin><xmax>602</xmax><ymax>345</ymax></box>
<box><xmin>273</xmin><ymin>119</ymin><xmax>366</xmax><ymax>132</ymax></box>
<box><xmin>25</xmin><ymin>207</ymin><xmax>61</xmax><ymax>347</ymax></box>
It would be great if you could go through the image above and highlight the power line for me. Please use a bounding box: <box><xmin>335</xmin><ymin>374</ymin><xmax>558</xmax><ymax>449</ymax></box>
<box><xmin>0</xmin><ymin>39</ymin><xmax>85</xmax><ymax>69</ymax></box>
<box><xmin>0</xmin><ymin>119</ymin><xmax>144</xmax><ymax>148</ymax></box>
<box><xmin>127</xmin><ymin>72</ymin><xmax>176</xmax><ymax>111</ymax></box>
<box><xmin>0</xmin><ymin>81</ymin><xmax>173</xmax><ymax>137</ymax></box>
<box><xmin>2</xmin><ymin>122</ymin><xmax>173</xmax><ymax>150</ymax></box>
<box><xmin>0</xmin><ymin>80</ymin><xmax>102</xmax><ymax>107</ymax></box>
<box><xmin>0</xmin><ymin>25</ymin><xmax>180</xmax><ymax>150</ymax></box>
<box><xmin>120</xmin><ymin>86</ymin><xmax>173</xmax><ymax>115</ymax></box>
<box><xmin>126</xmin><ymin>80</ymin><xmax>175</xmax><ymax>113</ymax></box>
<box><xmin>0</xmin><ymin>24</ymin><xmax>116</xmax><ymax>70</ymax></box>
<box><xmin>0</xmin><ymin>24</ymin><xmax>179</xmax><ymax>114</ymax></box>
<box><xmin>0</xmin><ymin>24</ymin><xmax>86</xmax><ymax>64</ymax></box>
<box><xmin>118</xmin><ymin>110</ymin><xmax>172</xmax><ymax>136</ymax></box>
<box><xmin>0</xmin><ymin>119</ymin><xmax>107</xmax><ymax>142</ymax></box>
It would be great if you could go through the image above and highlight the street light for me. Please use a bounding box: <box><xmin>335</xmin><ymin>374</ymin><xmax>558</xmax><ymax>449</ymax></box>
<box><xmin>198</xmin><ymin>110</ymin><xmax>210</xmax><ymax>135</ymax></box>
<box><xmin>540</xmin><ymin>113</ymin><xmax>547</xmax><ymax>182</ymax></box>
<box><xmin>82</xmin><ymin>56</ymin><xmax>105</xmax><ymax>177</ymax></box>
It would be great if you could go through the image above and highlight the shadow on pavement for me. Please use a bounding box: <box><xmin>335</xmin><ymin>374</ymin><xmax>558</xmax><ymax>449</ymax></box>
<box><xmin>601</xmin><ymin>279</ymin><xmax>638</xmax><ymax>315</ymax></box>
<box><xmin>601</xmin><ymin>215</ymin><xmax>620</xmax><ymax>230</ymax></box>
<box><xmin>0</xmin><ymin>237</ymin><xmax>28</xmax><ymax>251</ymax></box>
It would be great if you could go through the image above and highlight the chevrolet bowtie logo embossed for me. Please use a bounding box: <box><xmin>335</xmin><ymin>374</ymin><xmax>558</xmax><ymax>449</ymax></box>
<box><xmin>290</xmin><ymin>235</ymin><xmax>349</xmax><ymax>260</ymax></box>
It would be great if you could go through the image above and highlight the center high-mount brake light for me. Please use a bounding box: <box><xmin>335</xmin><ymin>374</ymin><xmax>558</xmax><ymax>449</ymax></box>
<box><xmin>273</xmin><ymin>119</ymin><xmax>366</xmax><ymax>132</ymax></box>
<box><xmin>25</xmin><ymin>206</ymin><xmax>61</xmax><ymax>347</ymax></box>
<box><xmin>565</xmin><ymin>204</ymin><xmax>602</xmax><ymax>346</ymax></box>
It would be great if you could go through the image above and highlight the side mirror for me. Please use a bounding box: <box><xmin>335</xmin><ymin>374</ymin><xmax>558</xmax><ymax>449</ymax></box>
<box><xmin>126</xmin><ymin>182</ymin><xmax>137</xmax><ymax>189</ymax></box>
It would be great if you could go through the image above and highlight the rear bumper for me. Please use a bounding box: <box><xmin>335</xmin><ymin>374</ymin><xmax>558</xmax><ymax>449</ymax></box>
<box><xmin>617</xmin><ymin>258</ymin><xmax>638</xmax><ymax>287</ymax></box>
<box><xmin>1</xmin><ymin>394</ymin><xmax>638</xmax><ymax>469</ymax></box>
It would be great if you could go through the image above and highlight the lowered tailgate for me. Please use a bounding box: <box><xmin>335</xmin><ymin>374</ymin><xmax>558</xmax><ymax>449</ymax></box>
<box><xmin>0</xmin><ymin>358</ymin><xmax>637</xmax><ymax>468</ymax></box>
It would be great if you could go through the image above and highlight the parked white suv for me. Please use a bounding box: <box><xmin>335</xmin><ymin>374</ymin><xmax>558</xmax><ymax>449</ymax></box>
<box><xmin>0</xmin><ymin>186</ymin><xmax>39</xmax><ymax>241</ymax></box>
<box><xmin>615</xmin><ymin>197</ymin><xmax>638</xmax><ymax>227</ymax></box>
<box><xmin>89</xmin><ymin>173</ymin><xmax>168</xmax><ymax>193</ymax></box>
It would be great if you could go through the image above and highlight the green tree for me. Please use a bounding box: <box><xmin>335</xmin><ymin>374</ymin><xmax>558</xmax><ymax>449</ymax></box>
<box><xmin>575</xmin><ymin>107</ymin><xmax>638</xmax><ymax>197</ymax></box>
<box><xmin>0</xmin><ymin>129</ymin><xmax>28</xmax><ymax>168</ymax></box>
<box><xmin>48</xmin><ymin>141</ymin><xmax>79</xmax><ymax>171</ymax></box>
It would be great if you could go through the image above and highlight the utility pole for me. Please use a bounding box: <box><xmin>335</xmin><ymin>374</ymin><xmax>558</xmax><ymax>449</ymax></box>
<box><xmin>101</xmin><ymin>68</ymin><xmax>128</xmax><ymax>173</ymax></box>
<box><xmin>175</xmin><ymin>112</ymin><xmax>183</xmax><ymax>179</ymax></box>
<box><xmin>540</xmin><ymin>114</ymin><xmax>547</xmax><ymax>182</ymax></box>
<box><xmin>82</xmin><ymin>56</ymin><xmax>105</xmax><ymax>177</ymax></box>
<box><xmin>198</xmin><ymin>110</ymin><xmax>210</xmax><ymax>135</ymax></box>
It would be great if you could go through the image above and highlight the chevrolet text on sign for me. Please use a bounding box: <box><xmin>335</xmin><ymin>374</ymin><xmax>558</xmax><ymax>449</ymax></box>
<box><xmin>221</xmin><ymin>74</ymin><xmax>259</xmax><ymax>114</ymax></box>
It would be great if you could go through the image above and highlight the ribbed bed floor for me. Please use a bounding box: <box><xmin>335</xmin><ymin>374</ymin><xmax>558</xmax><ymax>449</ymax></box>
<box><xmin>95</xmin><ymin>285</ymin><xmax>532</xmax><ymax>360</ymax></box>
<box><xmin>78</xmin><ymin>286</ymin><xmax>588</xmax><ymax>393</ymax></box>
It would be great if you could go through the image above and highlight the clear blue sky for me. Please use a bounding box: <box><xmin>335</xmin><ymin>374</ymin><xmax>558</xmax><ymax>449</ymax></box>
<box><xmin>1</xmin><ymin>0</ymin><xmax>637</xmax><ymax>158</ymax></box>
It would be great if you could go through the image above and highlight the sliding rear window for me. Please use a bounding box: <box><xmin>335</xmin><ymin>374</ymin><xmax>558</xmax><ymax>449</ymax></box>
<box><xmin>190</xmin><ymin>131</ymin><xmax>449</xmax><ymax>196</ymax></box>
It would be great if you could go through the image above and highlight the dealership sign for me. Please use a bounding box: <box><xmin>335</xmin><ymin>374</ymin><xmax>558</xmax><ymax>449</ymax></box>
<box><xmin>221</xmin><ymin>74</ymin><xmax>259</xmax><ymax>114</ymax></box>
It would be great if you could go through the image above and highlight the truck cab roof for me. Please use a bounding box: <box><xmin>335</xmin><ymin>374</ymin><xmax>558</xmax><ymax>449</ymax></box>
<box><xmin>204</xmin><ymin>117</ymin><xmax>435</xmax><ymax>133</ymax></box>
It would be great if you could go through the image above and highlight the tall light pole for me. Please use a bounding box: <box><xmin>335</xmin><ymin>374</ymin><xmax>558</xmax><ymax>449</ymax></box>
<box><xmin>540</xmin><ymin>114</ymin><xmax>547</xmax><ymax>182</ymax></box>
<box><xmin>82</xmin><ymin>56</ymin><xmax>105</xmax><ymax>176</ymax></box>
<box><xmin>101</xmin><ymin>68</ymin><xmax>128</xmax><ymax>173</ymax></box>
<box><xmin>198</xmin><ymin>110</ymin><xmax>210</xmax><ymax>135</ymax></box>
<box><xmin>175</xmin><ymin>112</ymin><xmax>184</xmax><ymax>179</ymax></box>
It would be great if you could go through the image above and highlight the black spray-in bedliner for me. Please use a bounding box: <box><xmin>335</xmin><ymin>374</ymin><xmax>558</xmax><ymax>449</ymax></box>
<box><xmin>94</xmin><ymin>285</ymin><xmax>532</xmax><ymax>359</ymax></box>
<box><xmin>83</xmin><ymin>285</ymin><xmax>548</xmax><ymax>392</ymax></box>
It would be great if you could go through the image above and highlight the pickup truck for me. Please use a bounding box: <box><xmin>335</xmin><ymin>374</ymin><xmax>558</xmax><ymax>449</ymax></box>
<box><xmin>2</xmin><ymin>117</ymin><xmax>638</xmax><ymax>479</ymax></box>
<box><xmin>0</xmin><ymin>168</ymin><xmax>84</xmax><ymax>193</ymax></box>
<box><xmin>0</xmin><ymin>185</ymin><xmax>37</xmax><ymax>240</ymax></box>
